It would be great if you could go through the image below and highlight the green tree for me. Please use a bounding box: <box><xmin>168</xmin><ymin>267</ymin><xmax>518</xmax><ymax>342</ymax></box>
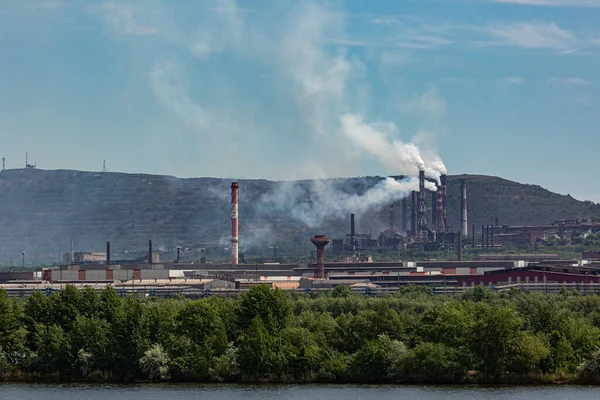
<box><xmin>350</xmin><ymin>334</ymin><xmax>407</xmax><ymax>382</ymax></box>
<box><xmin>209</xmin><ymin>343</ymin><xmax>240</xmax><ymax>382</ymax></box>
<box><xmin>402</xmin><ymin>342</ymin><xmax>465</xmax><ymax>383</ymax></box>
<box><xmin>49</xmin><ymin>285</ymin><xmax>82</xmax><ymax>332</ymax></box>
<box><xmin>237</xmin><ymin>285</ymin><xmax>291</xmax><ymax>335</ymax></box>
<box><xmin>471</xmin><ymin>304</ymin><xmax>522</xmax><ymax>379</ymax></box>
<box><xmin>281</xmin><ymin>327</ymin><xmax>323</xmax><ymax>381</ymax></box>
<box><xmin>33</xmin><ymin>323</ymin><xmax>72</xmax><ymax>375</ymax></box>
<box><xmin>511</xmin><ymin>332</ymin><xmax>550</xmax><ymax>375</ymax></box>
<box><xmin>176</xmin><ymin>300</ymin><xmax>228</xmax><ymax>355</ymax></box>
<box><xmin>111</xmin><ymin>296</ymin><xmax>151</xmax><ymax>379</ymax></box>
<box><xmin>237</xmin><ymin>317</ymin><xmax>281</xmax><ymax>380</ymax></box>
<box><xmin>0</xmin><ymin>289</ymin><xmax>27</xmax><ymax>369</ymax></box>
<box><xmin>577</xmin><ymin>348</ymin><xmax>600</xmax><ymax>383</ymax></box>
<box><xmin>139</xmin><ymin>343</ymin><xmax>170</xmax><ymax>381</ymax></box>
<box><xmin>70</xmin><ymin>315</ymin><xmax>111</xmax><ymax>375</ymax></box>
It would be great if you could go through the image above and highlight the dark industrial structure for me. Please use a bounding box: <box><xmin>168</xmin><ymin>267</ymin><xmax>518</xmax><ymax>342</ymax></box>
<box><xmin>2</xmin><ymin>175</ymin><xmax>600</xmax><ymax>298</ymax></box>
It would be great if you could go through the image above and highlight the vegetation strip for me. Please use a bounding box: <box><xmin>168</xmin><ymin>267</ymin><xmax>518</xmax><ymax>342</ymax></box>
<box><xmin>2</xmin><ymin>284</ymin><xmax>600</xmax><ymax>383</ymax></box>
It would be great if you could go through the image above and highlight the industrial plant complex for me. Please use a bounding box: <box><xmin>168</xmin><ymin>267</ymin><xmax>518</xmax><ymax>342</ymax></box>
<box><xmin>1</xmin><ymin>169</ymin><xmax>600</xmax><ymax>298</ymax></box>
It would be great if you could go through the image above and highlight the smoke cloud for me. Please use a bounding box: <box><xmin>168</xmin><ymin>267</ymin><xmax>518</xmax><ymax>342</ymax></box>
<box><xmin>90</xmin><ymin>0</ymin><xmax>448</xmax><ymax>237</ymax></box>
<box><xmin>340</xmin><ymin>114</ymin><xmax>426</xmax><ymax>175</ymax></box>
<box><xmin>260</xmin><ymin>176</ymin><xmax>420</xmax><ymax>228</ymax></box>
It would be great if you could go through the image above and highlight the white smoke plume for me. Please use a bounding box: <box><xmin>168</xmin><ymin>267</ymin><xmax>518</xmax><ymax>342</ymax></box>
<box><xmin>340</xmin><ymin>114</ymin><xmax>426</xmax><ymax>175</ymax></box>
<box><xmin>260</xmin><ymin>176</ymin><xmax>420</xmax><ymax>228</ymax></box>
<box><xmin>425</xmin><ymin>181</ymin><xmax>438</xmax><ymax>192</ymax></box>
<box><xmin>90</xmin><ymin>0</ymin><xmax>449</xmax><ymax>236</ymax></box>
<box><xmin>431</xmin><ymin>159</ymin><xmax>448</xmax><ymax>176</ymax></box>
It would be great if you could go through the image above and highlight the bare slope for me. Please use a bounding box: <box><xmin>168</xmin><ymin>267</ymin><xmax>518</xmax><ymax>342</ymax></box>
<box><xmin>0</xmin><ymin>169</ymin><xmax>598</xmax><ymax>263</ymax></box>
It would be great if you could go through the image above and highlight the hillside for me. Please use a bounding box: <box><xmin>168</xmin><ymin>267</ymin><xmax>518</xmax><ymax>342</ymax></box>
<box><xmin>0</xmin><ymin>169</ymin><xmax>598</xmax><ymax>264</ymax></box>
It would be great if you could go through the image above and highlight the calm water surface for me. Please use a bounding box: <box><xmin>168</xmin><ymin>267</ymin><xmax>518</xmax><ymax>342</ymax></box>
<box><xmin>1</xmin><ymin>383</ymin><xmax>600</xmax><ymax>400</ymax></box>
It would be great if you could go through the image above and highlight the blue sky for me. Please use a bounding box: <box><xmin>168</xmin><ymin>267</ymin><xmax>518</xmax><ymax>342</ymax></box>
<box><xmin>0</xmin><ymin>0</ymin><xmax>599</xmax><ymax>201</ymax></box>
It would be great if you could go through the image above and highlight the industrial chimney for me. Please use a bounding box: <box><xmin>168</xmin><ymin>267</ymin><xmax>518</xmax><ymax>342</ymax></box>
<box><xmin>148</xmin><ymin>240</ymin><xmax>153</xmax><ymax>265</ymax></box>
<box><xmin>231</xmin><ymin>182</ymin><xmax>239</xmax><ymax>265</ymax></box>
<box><xmin>461</xmin><ymin>179</ymin><xmax>468</xmax><ymax>237</ymax></box>
<box><xmin>417</xmin><ymin>170</ymin><xmax>427</xmax><ymax>239</ymax></box>
<box><xmin>311</xmin><ymin>235</ymin><xmax>331</xmax><ymax>279</ymax></box>
<box><xmin>350</xmin><ymin>213</ymin><xmax>356</xmax><ymax>253</ymax></box>
<box><xmin>401</xmin><ymin>197</ymin><xmax>408</xmax><ymax>234</ymax></box>
<box><xmin>410</xmin><ymin>191</ymin><xmax>418</xmax><ymax>237</ymax></box>
<box><xmin>106</xmin><ymin>241</ymin><xmax>111</xmax><ymax>266</ymax></box>
<box><xmin>436</xmin><ymin>185</ymin><xmax>444</xmax><ymax>233</ymax></box>
<box><xmin>440</xmin><ymin>174</ymin><xmax>448</xmax><ymax>231</ymax></box>
<box><xmin>431</xmin><ymin>191</ymin><xmax>437</xmax><ymax>232</ymax></box>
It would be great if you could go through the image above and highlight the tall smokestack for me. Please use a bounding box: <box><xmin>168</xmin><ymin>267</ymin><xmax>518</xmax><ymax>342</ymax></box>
<box><xmin>436</xmin><ymin>186</ymin><xmax>444</xmax><ymax>233</ymax></box>
<box><xmin>418</xmin><ymin>171</ymin><xmax>427</xmax><ymax>238</ymax></box>
<box><xmin>311</xmin><ymin>235</ymin><xmax>330</xmax><ymax>279</ymax></box>
<box><xmin>491</xmin><ymin>225</ymin><xmax>495</xmax><ymax>250</ymax></box>
<box><xmin>472</xmin><ymin>224</ymin><xmax>475</xmax><ymax>249</ymax></box>
<box><xmin>411</xmin><ymin>191</ymin><xmax>417</xmax><ymax>236</ymax></box>
<box><xmin>350</xmin><ymin>213</ymin><xmax>356</xmax><ymax>253</ymax></box>
<box><xmin>401</xmin><ymin>197</ymin><xmax>408</xmax><ymax>234</ymax></box>
<box><xmin>231</xmin><ymin>182</ymin><xmax>239</xmax><ymax>265</ymax></box>
<box><xmin>176</xmin><ymin>246</ymin><xmax>181</xmax><ymax>263</ymax></box>
<box><xmin>148</xmin><ymin>240</ymin><xmax>153</xmax><ymax>265</ymax></box>
<box><xmin>106</xmin><ymin>241</ymin><xmax>111</xmax><ymax>266</ymax></box>
<box><xmin>440</xmin><ymin>174</ymin><xmax>448</xmax><ymax>231</ymax></box>
<box><xmin>431</xmin><ymin>191</ymin><xmax>437</xmax><ymax>231</ymax></box>
<box><xmin>461</xmin><ymin>179</ymin><xmax>468</xmax><ymax>237</ymax></box>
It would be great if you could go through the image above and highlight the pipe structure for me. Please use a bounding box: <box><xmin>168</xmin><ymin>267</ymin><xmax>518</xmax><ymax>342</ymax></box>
<box><xmin>418</xmin><ymin>171</ymin><xmax>427</xmax><ymax>239</ymax></box>
<box><xmin>472</xmin><ymin>224</ymin><xmax>476</xmax><ymax>249</ymax></box>
<box><xmin>106</xmin><ymin>241</ymin><xmax>111</xmax><ymax>266</ymax></box>
<box><xmin>461</xmin><ymin>179</ymin><xmax>468</xmax><ymax>237</ymax></box>
<box><xmin>231</xmin><ymin>182</ymin><xmax>239</xmax><ymax>265</ymax></box>
<box><xmin>401</xmin><ymin>197</ymin><xmax>408</xmax><ymax>234</ymax></box>
<box><xmin>411</xmin><ymin>191</ymin><xmax>418</xmax><ymax>236</ymax></box>
<box><xmin>350</xmin><ymin>213</ymin><xmax>356</xmax><ymax>253</ymax></box>
<box><xmin>458</xmin><ymin>231</ymin><xmax>463</xmax><ymax>261</ymax></box>
<box><xmin>440</xmin><ymin>174</ymin><xmax>448</xmax><ymax>231</ymax></box>
<box><xmin>436</xmin><ymin>186</ymin><xmax>444</xmax><ymax>233</ymax></box>
<box><xmin>311</xmin><ymin>235</ymin><xmax>331</xmax><ymax>279</ymax></box>
<box><xmin>431</xmin><ymin>191</ymin><xmax>437</xmax><ymax>232</ymax></box>
<box><xmin>148</xmin><ymin>240</ymin><xmax>153</xmax><ymax>265</ymax></box>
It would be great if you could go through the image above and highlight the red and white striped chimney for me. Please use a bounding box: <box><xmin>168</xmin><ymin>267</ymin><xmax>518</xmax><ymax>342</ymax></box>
<box><xmin>231</xmin><ymin>182</ymin><xmax>239</xmax><ymax>265</ymax></box>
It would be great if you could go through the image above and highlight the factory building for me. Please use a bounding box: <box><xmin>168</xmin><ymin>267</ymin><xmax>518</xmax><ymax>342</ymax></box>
<box><xmin>2</xmin><ymin>178</ymin><xmax>600</xmax><ymax>298</ymax></box>
<box><xmin>62</xmin><ymin>252</ymin><xmax>107</xmax><ymax>264</ymax></box>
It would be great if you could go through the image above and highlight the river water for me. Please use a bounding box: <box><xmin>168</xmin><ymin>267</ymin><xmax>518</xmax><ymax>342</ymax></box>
<box><xmin>1</xmin><ymin>383</ymin><xmax>599</xmax><ymax>400</ymax></box>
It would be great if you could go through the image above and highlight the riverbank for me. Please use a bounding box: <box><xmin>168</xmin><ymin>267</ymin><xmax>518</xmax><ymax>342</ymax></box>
<box><xmin>2</xmin><ymin>284</ymin><xmax>600</xmax><ymax>384</ymax></box>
